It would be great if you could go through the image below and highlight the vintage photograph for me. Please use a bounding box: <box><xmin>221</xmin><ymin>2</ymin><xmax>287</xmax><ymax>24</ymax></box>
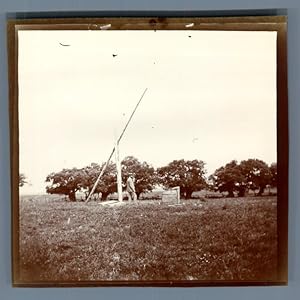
<box><xmin>10</xmin><ymin>17</ymin><xmax>288</xmax><ymax>286</ymax></box>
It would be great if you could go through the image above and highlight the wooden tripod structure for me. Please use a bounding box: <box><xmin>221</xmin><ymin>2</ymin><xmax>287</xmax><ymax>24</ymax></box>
<box><xmin>85</xmin><ymin>88</ymin><xmax>148</xmax><ymax>203</ymax></box>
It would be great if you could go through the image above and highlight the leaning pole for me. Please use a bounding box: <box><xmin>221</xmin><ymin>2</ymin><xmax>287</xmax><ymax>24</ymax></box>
<box><xmin>85</xmin><ymin>88</ymin><xmax>148</xmax><ymax>203</ymax></box>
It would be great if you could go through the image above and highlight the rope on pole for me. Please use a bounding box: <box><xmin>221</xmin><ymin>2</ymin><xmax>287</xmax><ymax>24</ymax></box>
<box><xmin>85</xmin><ymin>88</ymin><xmax>148</xmax><ymax>203</ymax></box>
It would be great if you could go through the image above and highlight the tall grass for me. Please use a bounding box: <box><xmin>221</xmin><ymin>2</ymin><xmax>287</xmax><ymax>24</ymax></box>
<box><xmin>18</xmin><ymin>196</ymin><xmax>277</xmax><ymax>282</ymax></box>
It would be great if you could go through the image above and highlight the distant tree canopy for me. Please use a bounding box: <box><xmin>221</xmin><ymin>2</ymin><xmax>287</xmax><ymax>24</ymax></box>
<box><xmin>210</xmin><ymin>159</ymin><xmax>276</xmax><ymax>197</ymax></box>
<box><xmin>45</xmin><ymin>156</ymin><xmax>157</xmax><ymax>201</ymax></box>
<box><xmin>46</xmin><ymin>168</ymin><xmax>83</xmax><ymax>201</ymax></box>
<box><xmin>269</xmin><ymin>162</ymin><xmax>277</xmax><ymax>188</ymax></box>
<box><xmin>81</xmin><ymin>162</ymin><xmax>117</xmax><ymax>200</ymax></box>
<box><xmin>209</xmin><ymin>160</ymin><xmax>244</xmax><ymax>198</ymax></box>
<box><xmin>239</xmin><ymin>159</ymin><xmax>272</xmax><ymax>196</ymax></box>
<box><xmin>45</xmin><ymin>157</ymin><xmax>277</xmax><ymax>201</ymax></box>
<box><xmin>19</xmin><ymin>173</ymin><xmax>27</xmax><ymax>187</ymax></box>
<box><xmin>157</xmin><ymin>159</ymin><xmax>207</xmax><ymax>199</ymax></box>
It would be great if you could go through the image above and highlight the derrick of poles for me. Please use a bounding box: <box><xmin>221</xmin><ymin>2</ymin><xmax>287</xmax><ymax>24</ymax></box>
<box><xmin>85</xmin><ymin>88</ymin><xmax>148</xmax><ymax>203</ymax></box>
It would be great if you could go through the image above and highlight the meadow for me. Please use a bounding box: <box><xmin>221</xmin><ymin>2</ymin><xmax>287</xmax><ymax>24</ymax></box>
<box><xmin>18</xmin><ymin>195</ymin><xmax>278</xmax><ymax>284</ymax></box>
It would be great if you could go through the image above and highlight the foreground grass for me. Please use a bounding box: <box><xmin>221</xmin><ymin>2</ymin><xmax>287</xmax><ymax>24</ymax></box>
<box><xmin>19</xmin><ymin>196</ymin><xmax>277</xmax><ymax>282</ymax></box>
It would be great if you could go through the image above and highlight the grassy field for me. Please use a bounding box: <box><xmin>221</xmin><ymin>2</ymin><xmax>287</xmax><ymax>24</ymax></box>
<box><xmin>18</xmin><ymin>195</ymin><xmax>278</xmax><ymax>283</ymax></box>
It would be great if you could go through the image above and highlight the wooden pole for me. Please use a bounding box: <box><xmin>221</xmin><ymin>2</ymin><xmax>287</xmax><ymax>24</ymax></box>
<box><xmin>115</xmin><ymin>140</ymin><xmax>123</xmax><ymax>202</ymax></box>
<box><xmin>85</xmin><ymin>88</ymin><xmax>148</xmax><ymax>203</ymax></box>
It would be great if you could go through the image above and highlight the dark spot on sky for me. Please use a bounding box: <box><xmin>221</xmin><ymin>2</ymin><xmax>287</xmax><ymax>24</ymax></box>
<box><xmin>59</xmin><ymin>42</ymin><xmax>70</xmax><ymax>47</ymax></box>
<box><xmin>188</xmin><ymin>35</ymin><xmax>192</xmax><ymax>38</ymax></box>
<box><xmin>112</xmin><ymin>54</ymin><xmax>118</xmax><ymax>57</ymax></box>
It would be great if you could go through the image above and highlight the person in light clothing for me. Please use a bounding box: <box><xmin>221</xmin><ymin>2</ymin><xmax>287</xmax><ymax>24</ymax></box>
<box><xmin>126</xmin><ymin>174</ymin><xmax>137</xmax><ymax>202</ymax></box>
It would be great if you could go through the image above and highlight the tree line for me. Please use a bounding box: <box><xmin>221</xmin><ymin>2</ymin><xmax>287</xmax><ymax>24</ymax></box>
<box><xmin>40</xmin><ymin>156</ymin><xmax>277</xmax><ymax>201</ymax></box>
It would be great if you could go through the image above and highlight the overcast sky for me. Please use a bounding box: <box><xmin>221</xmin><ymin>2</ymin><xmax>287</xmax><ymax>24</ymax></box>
<box><xmin>18</xmin><ymin>29</ymin><xmax>277</xmax><ymax>195</ymax></box>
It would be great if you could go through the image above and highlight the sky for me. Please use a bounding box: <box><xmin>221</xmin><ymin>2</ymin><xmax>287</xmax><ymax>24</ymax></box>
<box><xmin>18</xmin><ymin>29</ymin><xmax>277</xmax><ymax>195</ymax></box>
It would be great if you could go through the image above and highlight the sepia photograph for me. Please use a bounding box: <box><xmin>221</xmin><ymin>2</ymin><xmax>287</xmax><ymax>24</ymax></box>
<box><xmin>8</xmin><ymin>17</ymin><xmax>288</xmax><ymax>286</ymax></box>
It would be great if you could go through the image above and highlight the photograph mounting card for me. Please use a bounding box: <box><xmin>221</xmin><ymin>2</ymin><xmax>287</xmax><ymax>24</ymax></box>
<box><xmin>7</xmin><ymin>16</ymin><xmax>288</xmax><ymax>287</ymax></box>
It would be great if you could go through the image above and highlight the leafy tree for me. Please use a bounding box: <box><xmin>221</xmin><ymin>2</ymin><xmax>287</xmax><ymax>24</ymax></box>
<box><xmin>239</xmin><ymin>159</ymin><xmax>272</xmax><ymax>196</ymax></box>
<box><xmin>210</xmin><ymin>160</ymin><xmax>245</xmax><ymax>197</ymax></box>
<box><xmin>80</xmin><ymin>163</ymin><xmax>102</xmax><ymax>200</ymax></box>
<box><xmin>157</xmin><ymin>159</ymin><xmax>206</xmax><ymax>199</ymax></box>
<box><xmin>121</xmin><ymin>156</ymin><xmax>156</xmax><ymax>199</ymax></box>
<box><xmin>269</xmin><ymin>162</ymin><xmax>277</xmax><ymax>188</ymax></box>
<box><xmin>80</xmin><ymin>163</ymin><xmax>98</xmax><ymax>199</ymax></box>
<box><xmin>81</xmin><ymin>162</ymin><xmax>117</xmax><ymax>200</ymax></box>
<box><xmin>45</xmin><ymin>168</ymin><xmax>84</xmax><ymax>201</ymax></box>
<box><xmin>96</xmin><ymin>162</ymin><xmax>117</xmax><ymax>200</ymax></box>
<box><xmin>19</xmin><ymin>173</ymin><xmax>27</xmax><ymax>187</ymax></box>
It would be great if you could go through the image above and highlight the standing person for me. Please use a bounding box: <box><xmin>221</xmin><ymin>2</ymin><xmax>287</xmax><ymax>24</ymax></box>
<box><xmin>126</xmin><ymin>173</ymin><xmax>137</xmax><ymax>202</ymax></box>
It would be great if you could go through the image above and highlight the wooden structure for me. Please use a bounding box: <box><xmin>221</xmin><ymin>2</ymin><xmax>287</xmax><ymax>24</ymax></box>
<box><xmin>85</xmin><ymin>88</ymin><xmax>147</xmax><ymax>203</ymax></box>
